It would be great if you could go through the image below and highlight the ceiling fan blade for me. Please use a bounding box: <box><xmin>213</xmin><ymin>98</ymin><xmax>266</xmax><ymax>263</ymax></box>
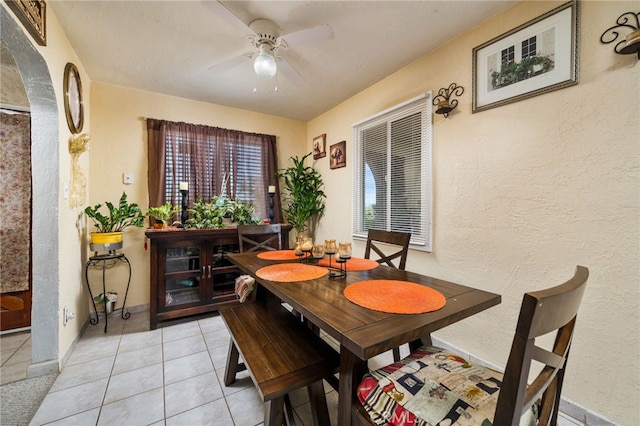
<box><xmin>278</xmin><ymin>59</ymin><xmax>305</xmax><ymax>86</ymax></box>
<box><xmin>209</xmin><ymin>54</ymin><xmax>249</xmax><ymax>73</ymax></box>
<box><xmin>281</xmin><ymin>24</ymin><xmax>333</xmax><ymax>49</ymax></box>
<box><xmin>205</xmin><ymin>0</ymin><xmax>255</xmax><ymax>35</ymax></box>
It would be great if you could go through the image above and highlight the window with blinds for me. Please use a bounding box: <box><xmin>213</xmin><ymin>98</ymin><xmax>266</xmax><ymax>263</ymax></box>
<box><xmin>163</xmin><ymin>133</ymin><xmax>268</xmax><ymax>216</ymax></box>
<box><xmin>352</xmin><ymin>93</ymin><xmax>433</xmax><ymax>251</ymax></box>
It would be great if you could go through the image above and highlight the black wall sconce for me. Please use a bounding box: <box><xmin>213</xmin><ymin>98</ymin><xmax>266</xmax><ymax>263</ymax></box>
<box><xmin>600</xmin><ymin>11</ymin><xmax>640</xmax><ymax>59</ymax></box>
<box><xmin>433</xmin><ymin>83</ymin><xmax>464</xmax><ymax>118</ymax></box>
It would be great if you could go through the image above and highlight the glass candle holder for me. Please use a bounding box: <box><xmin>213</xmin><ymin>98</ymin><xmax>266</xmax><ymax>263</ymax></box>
<box><xmin>293</xmin><ymin>240</ymin><xmax>303</xmax><ymax>256</ymax></box>
<box><xmin>338</xmin><ymin>242</ymin><xmax>352</xmax><ymax>259</ymax></box>
<box><xmin>324</xmin><ymin>239</ymin><xmax>336</xmax><ymax>254</ymax></box>
<box><xmin>312</xmin><ymin>245</ymin><xmax>325</xmax><ymax>259</ymax></box>
<box><xmin>301</xmin><ymin>237</ymin><xmax>313</xmax><ymax>252</ymax></box>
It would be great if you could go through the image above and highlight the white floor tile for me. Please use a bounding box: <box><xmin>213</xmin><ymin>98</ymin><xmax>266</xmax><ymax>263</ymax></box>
<box><xmin>30</xmin><ymin>378</ymin><xmax>108</xmax><ymax>425</ymax></box>
<box><xmin>49</xmin><ymin>357</ymin><xmax>114</xmax><ymax>392</ymax></box>
<box><xmin>225</xmin><ymin>386</ymin><xmax>265</xmax><ymax>426</ymax></box>
<box><xmin>164</xmin><ymin>350</ymin><xmax>214</xmax><ymax>385</ymax></box>
<box><xmin>163</xmin><ymin>333</ymin><xmax>207</xmax><ymax>361</ymax></box>
<box><xmin>165</xmin><ymin>397</ymin><xmax>233</xmax><ymax>426</ymax></box>
<box><xmin>103</xmin><ymin>362</ymin><xmax>164</xmax><ymax>404</ymax></box>
<box><xmin>98</xmin><ymin>387</ymin><xmax>164</xmax><ymax>425</ymax></box>
<box><xmin>112</xmin><ymin>343</ymin><xmax>163</xmax><ymax>375</ymax></box>
<box><xmin>164</xmin><ymin>371</ymin><xmax>223</xmax><ymax>417</ymax></box>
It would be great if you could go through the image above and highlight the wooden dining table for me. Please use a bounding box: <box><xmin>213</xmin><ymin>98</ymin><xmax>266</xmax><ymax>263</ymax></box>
<box><xmin>227</xmin><ymin>251</ymin><xmax>501</xmax><ymax>425</ymax></box>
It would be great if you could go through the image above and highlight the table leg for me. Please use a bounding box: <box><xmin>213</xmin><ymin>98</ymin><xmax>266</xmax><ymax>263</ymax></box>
<box><xmin>338</xmin><ymin>347</ymin><xmax>368</xmax><ymax>426</ymax></box>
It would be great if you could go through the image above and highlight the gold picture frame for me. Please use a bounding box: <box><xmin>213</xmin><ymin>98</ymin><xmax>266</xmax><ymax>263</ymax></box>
<box><xmin>4</xmin><ymin>0</ymin><xmax>46</xmax><ymax>46</ymax></box>
<box><xmin>63</xmin><ymin>63</ymin><xmax>84</xmax><ymax>134</ymax></box>
<box><xmin>313</xmin><ymin>134</ymin><xmax>326</xmax><ymax>160</ymax></box>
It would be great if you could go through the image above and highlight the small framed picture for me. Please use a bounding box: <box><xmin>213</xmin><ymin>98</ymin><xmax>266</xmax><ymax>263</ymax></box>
<box><xmin>329</xmin><ymin>141</ymin><xmax>346</xmax><ymax>169</ymax></box>
<box><xmin>313</xmin><ymin>134</ymin><xmax>326</xmax><ymax>160</ymax></box>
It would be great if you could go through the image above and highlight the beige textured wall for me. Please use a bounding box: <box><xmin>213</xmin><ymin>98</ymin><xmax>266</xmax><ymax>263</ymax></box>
<box><xmin>88</xmin><ymin>83</ymin><xmax>307</xmax><ymax>313</ymax></box>
<box><xmin>309</xmin><ymin>1</ymin><xmax>638</xmax><ymax>424</ymax></box>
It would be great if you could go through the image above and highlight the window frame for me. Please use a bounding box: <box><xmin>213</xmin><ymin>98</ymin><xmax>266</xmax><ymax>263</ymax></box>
<box><xmin>352</xmin><ymin>92</ymin><xmax>433</xmax><ymax>252</ymax></box>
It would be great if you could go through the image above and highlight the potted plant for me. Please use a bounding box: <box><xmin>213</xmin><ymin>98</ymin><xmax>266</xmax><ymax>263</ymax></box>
<box><xmin>146</xmin><ymin>202</ymin><xmax>181</xmax><ymax>229</ymax></box>
<box><xmin>276</xmin><ymin>152</ymin><xmax>326</xmax><ymax>237</ymax></box>
<box><xmin>84</xmin><ymin>192</ymin><xmax>145</xmax><ymax>244</ymax></box>
<box><xmin>93</xmin><ymin>290</ymin><xmax>117</xmax><ymax>314</ymax></box>
<box><xmin>184</xmin><ymin>196</ymin><xmax>260</xmax><ymax>229</ymax></box>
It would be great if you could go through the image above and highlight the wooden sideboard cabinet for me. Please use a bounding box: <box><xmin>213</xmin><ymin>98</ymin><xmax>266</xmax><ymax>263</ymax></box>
<box><xmin>145</xmin><ymin>226</ymin><xmax>291</xmax><ymax>329</ymax></box>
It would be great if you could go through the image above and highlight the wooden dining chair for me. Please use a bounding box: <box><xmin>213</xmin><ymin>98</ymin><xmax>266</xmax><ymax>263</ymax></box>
<box><xmin>237</xmin><ymin>224</ymin><xmax>282</xmax><ymax>252</ymax></box>
<box><xmin>354</xmin><ymin>265</ymin><xmax>589</xmax><ymax>426</ymax></box>
<box><xmin>364</xmin><ymin>228</ymin><xmax>412</xmax><ymax>360</ymax></box>
<box><xmin>364</xmin><ymin>229</ymin><xmax>411</xmax><ymax>270</ymax></box>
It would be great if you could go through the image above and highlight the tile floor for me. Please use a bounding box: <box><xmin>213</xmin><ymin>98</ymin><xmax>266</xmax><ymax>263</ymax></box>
<box><xmin>1</xmin><ymin>329</ymin><xmax>33</xmax><ymax>386</ymax></box>
<box><xmin>1</xmin><ymin>310</ymin><xmax>586</xmax><ymax>425</ymax></box>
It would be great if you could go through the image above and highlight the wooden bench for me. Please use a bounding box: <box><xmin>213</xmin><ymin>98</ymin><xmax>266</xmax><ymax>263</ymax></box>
<box><xmin>220</xmin><ymin>298</ymin><xmax>340</xmax><ymax>426</ymax></box>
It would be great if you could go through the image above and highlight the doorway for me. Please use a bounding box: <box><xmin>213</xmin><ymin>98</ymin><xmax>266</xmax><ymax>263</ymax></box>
<box><xmin>1</xmin><ymin>43</ymin><xmax>32</xmax><ymax>332</ymax></box>
<box><xmin>0</xmin><ymin>109</ymin><xmax>33</xmax><ymax>331</ymax></box>
<box><xmin>2</xmin><ymin>7</ymin><xmax>60</xmax><ymax>374</ymax></box>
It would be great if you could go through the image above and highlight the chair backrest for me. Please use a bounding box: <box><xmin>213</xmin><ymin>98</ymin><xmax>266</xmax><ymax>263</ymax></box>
<box><xmin>237</xmin><ymin>224</ymin><xmax>282</xmax><ymax>252</ymax></box>
<box><xmin>494</xmin><ymin>265</ymin><xmax>589</xmax><ymax>426</ymax></box>
<box><xmin>363</xmin><ymin>229</ymin><xmax>411</xmax><ymax>270</ymax></box>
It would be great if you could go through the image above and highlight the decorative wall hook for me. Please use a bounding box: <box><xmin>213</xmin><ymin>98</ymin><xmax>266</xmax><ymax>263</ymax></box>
<box><xmin>433</xmin><ymin>83</ymin><xmax>464</xmax><ymax>118</ymax></box>
<box><xmin>600</xmin><ymin>11</ymin><xmax>640</xmax><ymax>59</ymax></box>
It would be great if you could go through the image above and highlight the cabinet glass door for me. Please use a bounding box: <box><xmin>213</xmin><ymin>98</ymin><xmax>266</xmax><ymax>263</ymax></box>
<box><xmin>210</xmin><ymin>244</ymin><xmax>238</xmax><ymax>300</ymax></box>
<box><xmin>164</xmin><ymin>245</ymin><xmax>202</xmax><ymax>308</ymax></box>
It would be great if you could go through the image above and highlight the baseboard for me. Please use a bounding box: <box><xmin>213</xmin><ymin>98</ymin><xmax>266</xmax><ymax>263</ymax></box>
<box><xmin>26</xmin><ymin>359</ymin><xmax>59</xmax><ymax>378</ymax></box>
<box><xmin>430</xmin><ymin>336</ymin><xmax>615</xmax><ymax>426</ymax></box>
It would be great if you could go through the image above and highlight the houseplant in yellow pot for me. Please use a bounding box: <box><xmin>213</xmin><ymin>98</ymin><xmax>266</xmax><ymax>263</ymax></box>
<box><xmin>84</xmin><ymin>192</ymin><xmax>145</xmax><ymax>247</ymax></box>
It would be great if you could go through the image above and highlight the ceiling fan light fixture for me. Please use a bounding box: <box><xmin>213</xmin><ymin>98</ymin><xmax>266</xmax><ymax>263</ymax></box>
<box><xmin>254</xmin><ymin>50</ymin><xmax>277</xmax><ymax>79</ymax></box>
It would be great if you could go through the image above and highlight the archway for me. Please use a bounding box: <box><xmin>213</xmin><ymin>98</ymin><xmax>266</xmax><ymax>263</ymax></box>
<box><xmin>2</xmin><ymin>7</ymin><xmax>60</xmax><ymax>375</ymax></box>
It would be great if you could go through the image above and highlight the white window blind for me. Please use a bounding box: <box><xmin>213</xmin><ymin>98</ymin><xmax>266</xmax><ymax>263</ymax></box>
<box><xmin>352</xmin><ymin>93</ymin><xmax>432</xmax><ymax>250</ymax></box>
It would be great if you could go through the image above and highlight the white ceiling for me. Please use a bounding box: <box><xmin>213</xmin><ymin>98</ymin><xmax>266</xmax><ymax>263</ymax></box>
<box><xmin>49</xmin><ymin>1</ymin><xmax>517</xmax><ymax>122</ymax></box>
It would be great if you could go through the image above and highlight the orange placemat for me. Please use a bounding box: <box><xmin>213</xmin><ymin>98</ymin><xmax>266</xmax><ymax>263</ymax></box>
<box><xmin>256</xmin><ymin>263</ymin><xmax>329</xmax><ymax>282</ymax></box>
<box><xmin>317</xmin><ymin>257</ymin><xmax>379</xmax><ymax>271</ymax></box>
<box><xmin>344</xmin><ymin>280</ymin><xmax>446</xmax><ymax>314</ymax></box>
<box><xmin>257</xmin><ymin>250</ymin><xmax>300</xmax><ymax>261</ymax></box>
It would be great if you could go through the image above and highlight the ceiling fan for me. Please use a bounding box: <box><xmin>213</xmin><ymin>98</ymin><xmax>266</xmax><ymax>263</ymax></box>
<box><xmin>207</xmin><ymin>1</ymin><xmax>333</xmax><ymax>85</ymax></box>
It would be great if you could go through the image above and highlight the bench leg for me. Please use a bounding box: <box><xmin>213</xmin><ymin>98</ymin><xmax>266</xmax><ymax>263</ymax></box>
<box><xmin>284</xmin><ymin>394</ymin><xmax>297</xmax><ymax>426</ymax></box>
<box><xmin>307</xmin><ymin>380</ymin><xmax>330</xmax><ymax>426</ymax></box>
<box><xmin>264</xmin><ymin>396</ymin><xmax>285</xmax><ymax>426</ymax></box>
<box><xmin>224</xmin><ymin>338</ymin><xmax>239</xmax><ymax>386</ymax></box>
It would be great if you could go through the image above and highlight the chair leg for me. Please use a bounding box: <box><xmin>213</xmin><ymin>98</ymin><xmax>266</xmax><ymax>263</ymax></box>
<box><xmin>307</xmin><ymin>380</ymin><xmax>330</xmax><ymax>426</ymax></box>
<box><xmin>224</xmin><ymin>339</ymin><xmax>239</xmax><ymax>386</ymax></box>
<box><xmin>264</xmin><ymin>396</ymin><xmax>286</xmax><ymax>426</ymax></box>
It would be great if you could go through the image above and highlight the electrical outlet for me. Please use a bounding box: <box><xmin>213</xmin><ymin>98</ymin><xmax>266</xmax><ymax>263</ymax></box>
<box><xmin>63</xmin><ymin>306</ymin><xmax>76</xmax><ymax>326</ymax></box>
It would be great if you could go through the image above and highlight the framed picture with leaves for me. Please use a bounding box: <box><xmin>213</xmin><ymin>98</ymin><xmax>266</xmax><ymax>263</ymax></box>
<box><xmin>313</xmin><ymin>134</ymin><xmax>326</xmax><ymax>160</ymax></box>
<box><xmin>329</xmin><ymin>141</ymin><xmax>346</xmax><ymax>170</ymax></box>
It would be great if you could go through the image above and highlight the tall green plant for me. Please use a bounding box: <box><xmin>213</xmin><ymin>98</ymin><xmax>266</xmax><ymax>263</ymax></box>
<box><xmin>276</xmin><ymin>153</ymin><xmax>326</xmax><ymax>236</ymax></box>
<box><xmin>84</xmin><ymin>192</ymin><xmax>145</xmax><ymax>233</ymax></box>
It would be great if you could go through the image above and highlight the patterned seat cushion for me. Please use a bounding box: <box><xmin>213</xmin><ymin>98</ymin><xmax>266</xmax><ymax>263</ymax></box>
<box><xmin>357</xmin><ymin>345</ymin><xmax>537</xmax><ymax>426</ymax></box>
